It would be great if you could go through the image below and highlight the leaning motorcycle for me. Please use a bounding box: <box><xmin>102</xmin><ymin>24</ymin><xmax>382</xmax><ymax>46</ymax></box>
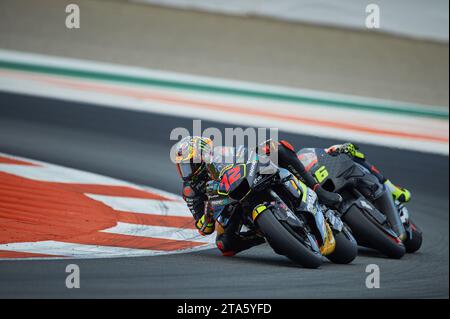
<box><xmin>297</xmin><ymin>148</ymin><xmax>423</xmax><ymax>258</ymax></box>
<box><xmin>207</xmin><ymin>150</ymin><xmax>358</xmax><ymax>269</ymax></box>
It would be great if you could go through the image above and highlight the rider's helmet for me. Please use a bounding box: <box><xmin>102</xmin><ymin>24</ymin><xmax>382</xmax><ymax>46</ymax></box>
<box><xmin>174</xmin><ymin>136</ymin><xmax>213</xmax><ymax>182</ymax></box>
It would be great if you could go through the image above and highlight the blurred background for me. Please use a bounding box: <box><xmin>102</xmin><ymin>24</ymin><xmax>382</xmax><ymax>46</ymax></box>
<box><xmin>0</xmin><ymin>0</ymin><xmax>448</xmax><ymax>105</ymax></box>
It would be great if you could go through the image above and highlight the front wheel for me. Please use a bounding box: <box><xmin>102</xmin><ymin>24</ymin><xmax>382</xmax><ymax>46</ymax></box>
<box><xmin>256</xmin><ymin>209</ymin><xmax>323</xmax><ymax>269</ymax></box>
<box><xmin>327</xmin><ymin>229</ymin><xmax>358</xmax><ymax>264</ymax></box>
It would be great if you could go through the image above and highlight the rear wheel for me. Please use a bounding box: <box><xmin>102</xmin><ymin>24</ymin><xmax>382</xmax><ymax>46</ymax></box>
<box><xmin>344</xmin><ymin>206</ymin><xmax>406</xmax><ymax>259</ymax></box>
<box><xmin>326</xmin><ymin>230</ymin><xmax>358</xmax><ymax>264</ymax></box>
<box><xmin>404</xmin><ymin>220</ymin><xmax>423</xmax><ymax>253</ymax></box>
<box><xmin>256</xmin><ymin>210</ymin><xmax>323</xmax><ymax>269</ymax></box>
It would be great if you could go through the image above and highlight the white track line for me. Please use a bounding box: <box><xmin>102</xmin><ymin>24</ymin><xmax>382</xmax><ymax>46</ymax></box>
<box><xmin>0</xmin><ymin>49</ymin><xmax>446</xmax><ymax>112</ymax></box>
<box><xmin>86</xmin><ymin>194</ymin><xmax>191</xmax><ymax>217</ymax></box>
<box><xmin>0</xmin><ymin>163</ymin><xmax>131</xmax><ymax>186</ymax></box>
<box><xmin>0</xmin><ymin>241</ymin><xmax>168</xmax><ymax>258</ymax></box>
<box><xmin>0</xmin><ymin>49</ymin><xmax>448</xmax><ymax>155</ymax></box>
<box><xmin>101</xmin><ymin>222</ymin><xmax>215</xmax><ymax>244</ymax></box>
<box><xmin>0</xmin><ymin>75</ymin><xmax>447</xmax><ymax>155</ymax></box>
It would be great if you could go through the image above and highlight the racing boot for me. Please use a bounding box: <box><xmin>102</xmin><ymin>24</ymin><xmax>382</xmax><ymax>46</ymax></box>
<box><xmin>384</xmin><ymin>179</ymin><xmax>411</xmax><ymax>203</ymax></box>
<box><xmin>216</xmin><ymin>234</ymin><xmax>266</xmax><ymax>256</ymax></box>
<box><xmin>216</xmin><ymin>225</ymin><xmax>266</xmax><ymax>257</ymax></box>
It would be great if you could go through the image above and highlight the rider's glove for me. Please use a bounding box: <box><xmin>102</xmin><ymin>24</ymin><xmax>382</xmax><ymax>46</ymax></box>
<box><xmin>340</xmin><ymin>143</ymin><xmax>365</xmax><ymax>159</ymax></box>
<box><xmin>337</xmin><ymin>142</ymin><xmax>355</xmax><ymax>154</ymax></box>
<box><xmin>315</xmin><ymin>185</ymin><xmax>343</xmax><ymax>208</ymax></box>
<box><xmin>342</xmin><ymin>143</ymin><xmax>357</xmax><ymax>156</ymax></box>
<box><xmin>196</xmin><ymin>203</ymin><xmax>215</xmax><ymax>235</ymax></box>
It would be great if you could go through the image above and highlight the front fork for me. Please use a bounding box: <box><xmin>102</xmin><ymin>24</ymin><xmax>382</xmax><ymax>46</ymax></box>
<box><xmin>324</xmin><ymin>207</ymin><xmax>357</xmax><ymax>248</ymax></box>
<box><xmin>265</xmin><ymin>190</ymin><xmax>326</xmax><ymax>255</ymax></box>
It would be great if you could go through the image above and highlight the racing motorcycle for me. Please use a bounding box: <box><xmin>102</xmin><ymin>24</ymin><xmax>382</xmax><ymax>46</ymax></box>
<box><xmin>207</xmin><ymin>149</ymin><xmax>358</xmax><ymax>269</ymax></box>
<box><xmin>297</xmin><ymin>148</ymin><xmax>423</xmax><ymax>258</ymax></box>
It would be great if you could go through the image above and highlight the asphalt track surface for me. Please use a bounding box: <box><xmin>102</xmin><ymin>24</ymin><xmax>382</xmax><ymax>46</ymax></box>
<box><xmin>0</xmin><ymin>92</ymin><xmax>448</xmax><ymax>298</ymax></box>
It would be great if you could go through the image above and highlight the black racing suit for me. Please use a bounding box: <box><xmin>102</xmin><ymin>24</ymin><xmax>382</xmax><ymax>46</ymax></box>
<box><xmin>326</xmin><ymin>143</ymin><xmax>387</xmax><ymax>183</ymax></box>
<box><xmin>181</xmin><ymin>140</ymin><xmax>342</xmax><ymax>256</ymax></box>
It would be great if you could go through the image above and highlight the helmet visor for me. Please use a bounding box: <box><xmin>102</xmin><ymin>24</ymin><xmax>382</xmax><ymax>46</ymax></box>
<box><xmin>177</xmin><ymin>162</ymin><xmax>202</xmax><ymax>180</ymax></box>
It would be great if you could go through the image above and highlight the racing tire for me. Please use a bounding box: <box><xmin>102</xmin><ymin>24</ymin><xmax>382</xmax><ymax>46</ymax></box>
<box><xmin>404</xmin><ymin>220</ymin><xmax>423</xmax><ymax>253</ymax></box>
<box><xmin>256</xmin><ymin>209</ymin><xmax>323</xmax><ymax>269</ymax></box>
<box><xmin>343</xmin><ymin>206</ymin><xmax>406</xmax><ymax>259</ymax></box>
<box><xmin>326</xmin><ymin>230</ymin><xmax>358</xmax><ymax>264</ymax></box>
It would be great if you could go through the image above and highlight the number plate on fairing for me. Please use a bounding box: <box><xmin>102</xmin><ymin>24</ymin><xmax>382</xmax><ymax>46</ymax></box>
<box><xmin>218</xmin><ymin>164</ymin><xmax>246</xmax><ymax>195</ymax></box>
<box><xmin>297</xmin><ymin>148</ymin><xmax>355</xmax><ymax>190</ymax></box>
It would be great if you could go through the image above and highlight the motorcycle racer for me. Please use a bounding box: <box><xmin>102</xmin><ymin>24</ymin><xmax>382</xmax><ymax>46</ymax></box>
<box><xmin>174</xmin><ymin>136</ymin><xmax>342</xmax><ymax>256</ymax></box>
<box><xmin>326</xmin><ymin>143</ymin><xmax>411</xmax><ymax>203</ymax></box>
